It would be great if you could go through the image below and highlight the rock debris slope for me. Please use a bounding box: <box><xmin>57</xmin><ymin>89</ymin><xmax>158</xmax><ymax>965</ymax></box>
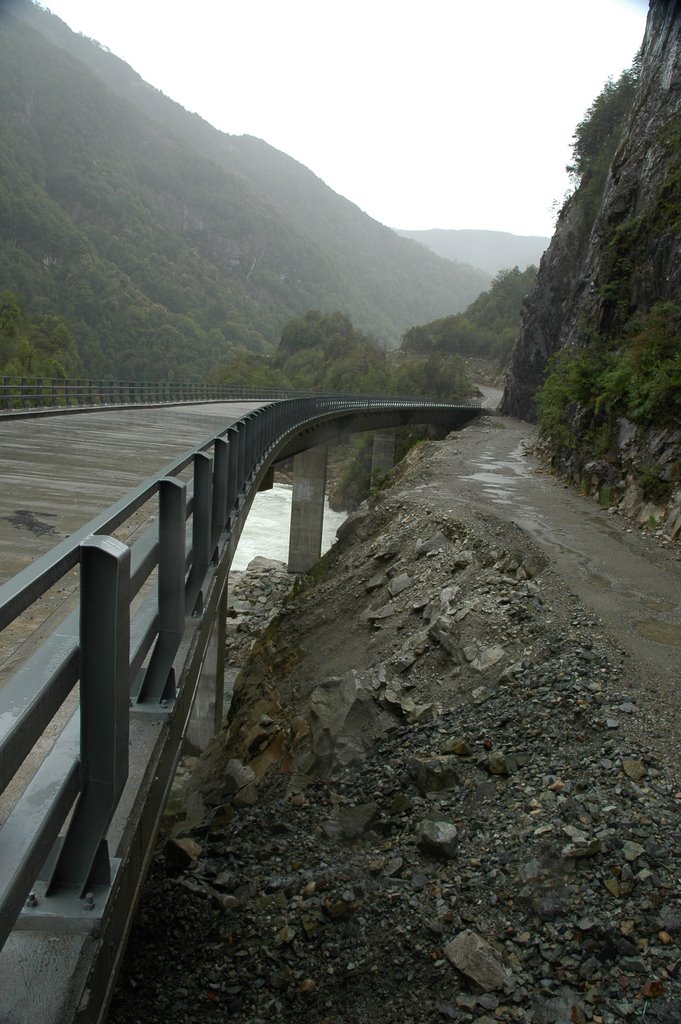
<box><xmin>109</xmin><ymin>430</ymin><xmax>681</xmax><ymax>1024</ymax></box>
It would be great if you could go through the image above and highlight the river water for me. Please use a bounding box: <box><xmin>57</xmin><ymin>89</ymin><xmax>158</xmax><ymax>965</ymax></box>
<box><xmin>231</xmin><ymin>483</ymin><xmax>347</xmax><ymax>570</ymax></box>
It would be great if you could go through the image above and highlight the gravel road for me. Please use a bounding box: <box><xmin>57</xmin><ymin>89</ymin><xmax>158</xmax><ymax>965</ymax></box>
<box><xmin>431</xmin><ymin>407</ymin><xmax>681</xmax><ymax>782</ymax></box>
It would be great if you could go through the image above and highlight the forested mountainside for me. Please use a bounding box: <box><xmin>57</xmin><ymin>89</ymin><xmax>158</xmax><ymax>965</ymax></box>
<box><xmin>0</xmin><ymin>1</ymin><xmax>488</xmax><ymax>381</ymax></box>
<box><xmin>401</xmin><ymin>265</ymin><xmax>537</xmax><ymax>367</ymax></box>
<box><xmin>396</xmin><ymin>228</ymin><xmax>548</xmax><ymax>276</ymax></box>
<box><xmin>502</xmin><ymin>0</ymin><xmax>681</xmax><ymax>534</ymax></box>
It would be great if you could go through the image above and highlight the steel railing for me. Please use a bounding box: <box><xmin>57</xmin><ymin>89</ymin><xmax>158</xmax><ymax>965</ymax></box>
<box><xmin>0</xmin><ymin>375</ymin><xmax>484</xmax><ymax>414</ymax></box>
<box><xmin>0</xmin><ymin>392</ymin><xmax>482</xmax><ymax>965</ymax></box>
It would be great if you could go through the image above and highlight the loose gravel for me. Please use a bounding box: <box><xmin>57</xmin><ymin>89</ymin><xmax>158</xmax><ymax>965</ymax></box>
<box><xmin>107</xmin><ymin>436</ymin><xmax>681</xmax><ymax>1024</ymax></box>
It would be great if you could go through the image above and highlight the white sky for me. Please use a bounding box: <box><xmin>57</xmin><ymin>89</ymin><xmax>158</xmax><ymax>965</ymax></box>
<box><xmin>40</xmin><ymin>0</ymin><xmax>648</xmax><ymax>238</ymax></box>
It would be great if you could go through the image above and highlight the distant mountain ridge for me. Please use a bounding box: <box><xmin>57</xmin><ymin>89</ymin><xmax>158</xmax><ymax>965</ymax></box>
<box><xmin>395</xmin><ymin>228</ymin><xmax>549</xmax><ymax>276</ymax></box>
<box><xmin>0</xmin><ymin>1</ymin><xmax>490</xmax><ymax>380</ymax></box>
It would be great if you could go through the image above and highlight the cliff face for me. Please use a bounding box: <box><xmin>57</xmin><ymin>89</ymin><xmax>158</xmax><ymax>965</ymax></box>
<box><xmin>499</xmin><ymin>196</ymin><xmax>592</xmax><ymax>420</ymax></box>
<box><xmin>502</xmin><ymin>0</ymin><xmax>681</xmax><ymax>422</ymax></box>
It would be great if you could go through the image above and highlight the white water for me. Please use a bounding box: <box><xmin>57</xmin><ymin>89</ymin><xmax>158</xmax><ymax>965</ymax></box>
<box><xmin>231</xmin><ymin>483</ymin><xmax>347</xmax><ymax>570</ymax></box>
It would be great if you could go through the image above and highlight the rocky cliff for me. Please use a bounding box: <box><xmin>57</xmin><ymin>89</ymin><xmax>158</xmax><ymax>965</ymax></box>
<box><xmin>502</xmin><ymin>0</ymin><xmax>681</xmax><ymax>534</ymax></box>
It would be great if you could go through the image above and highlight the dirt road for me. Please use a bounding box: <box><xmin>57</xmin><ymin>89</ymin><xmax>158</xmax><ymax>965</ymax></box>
<box><xmin>430</xmin><ymin>404</ymin><xmax>681</xmax><ymax>778</ymax></box>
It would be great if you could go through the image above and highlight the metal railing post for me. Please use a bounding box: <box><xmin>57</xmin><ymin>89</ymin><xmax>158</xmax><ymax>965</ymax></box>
<box><xmin>210</xmin><ymin>437</ymin><xmax>229</xmax><ymax>557</ymax></box>
<box><xmin>225</xmin><ymin>426</ymin><xmax>240</xmax><ymax>523</ymax></box>
<box><xmin>186</xmin><ymin>452</ymin><xmax>213</xmax><ymax>616</ymax></box>
<box><xmin>237</xmin><ymin>421</ymin><xmax>247</xmax><ymax>498</ymax></box>
<box><xmin>45</xmin><ymin>536</ymin><xmax>130</xmax><ymax>896</ymax></box>
<box><xmin>244</xmin><ymin>416</ymin><xmax>255</xmax><ymax>482</ymax></box>
<box><xmin>136</xmin><ymin>477</ymin><xmax>186</xmax><ymax>704</ymax></box>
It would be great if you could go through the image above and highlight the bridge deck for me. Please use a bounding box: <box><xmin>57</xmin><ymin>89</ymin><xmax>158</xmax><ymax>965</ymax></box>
<box><xmin>0</xmin><ymin>402</ymin><xmax>262</xmax><ymax>584</ymax></box>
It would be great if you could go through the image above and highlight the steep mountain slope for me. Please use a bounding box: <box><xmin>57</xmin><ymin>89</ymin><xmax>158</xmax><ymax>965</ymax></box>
<box><xmin>0</xmin><ymin>1</ymin><xmax>489</xmax><ymax>379</ymax></box>
<box><xmin>396</xmin><ymin>228</ymin><xmax>548</xmax><ymax>275</ymax></box>
<box><xmin>501</xmin><ymin>0</ymin><xmax>680</xmax><ymax>531</ymax></box>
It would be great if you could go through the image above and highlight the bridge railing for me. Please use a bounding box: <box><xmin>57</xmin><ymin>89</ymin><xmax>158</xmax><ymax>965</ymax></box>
<box><xmin>0</xmin><ymin>392</ymin><xmax>482</xmax><ymax>975</ymax></box>
<box><xmin>0</xmin><ymin>376</ymin><xmax>252</xmax><ymax>410</ymax></box>
<box><xmin>0</xmin><ymin>375</ymin><xmax>484</xmax><ymax>413</ymax></box>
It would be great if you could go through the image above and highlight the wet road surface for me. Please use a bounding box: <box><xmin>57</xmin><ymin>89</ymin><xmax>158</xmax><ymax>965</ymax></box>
<box><xmin>425</xmin><ymin>408</ymin><xmax>681</xmax><ymax>776</ymax></box>
<box><xmin>0</xmin><ymin>402</ymin><xmax>261</xmax><ymax>582</ymax></box>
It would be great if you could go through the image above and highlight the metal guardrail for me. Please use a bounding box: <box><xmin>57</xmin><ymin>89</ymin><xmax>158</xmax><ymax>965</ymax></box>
<box><xmin>0</xmin><ymin>376</ymin><xmax>247</xmax><ymax>410</ymax></box>
<box><xmin>0</xmin><ymin>391</ymin><xmax>482</xmax><ymax>1020</ymax></box>
<box><xmin>0</xmin><ymin>376</ymin><xmax>484</xmax><ymax>413</ymax></box>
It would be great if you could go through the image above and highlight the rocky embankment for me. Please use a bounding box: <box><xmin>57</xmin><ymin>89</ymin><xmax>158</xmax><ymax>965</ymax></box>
<box><xmin>108</xmin><ymin>433</ymin><xmax>681</xmax><ymax>1024</ymax></box>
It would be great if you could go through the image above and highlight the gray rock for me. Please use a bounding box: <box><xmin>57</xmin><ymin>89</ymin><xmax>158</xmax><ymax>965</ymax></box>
<box><xmin>221</xmin><ymin>758</ymin><xmax>258</xmax><ymax>807</ymax></box>
<box><xmin>470</xmin><ymin>644</ymin><xmax>505</xmax><ymax>672</ymax></box>
<box><xmin>365</xmin><ymin>570</ymin><xmax>387</xmax><ymax>592</ymax></box>
<box><xmin>298</xmin><ymin>671</ymin><xmax>393</xmax><ymax>776</ymax></box>
<box><xmin>531</xmin><ymin>988</ymin><xmax>586</xmax><ymax>1024</ymax></box>
<box><xmin>362</xmin><ymin>602</ymin><xmax>396</xmax><ymax>622</ymax></box>
<box><xmin>388</xmin><ymin>573</ymin><xmax>413</xmax><ymax>597</ymax></box>
<box><xmin>417</xmin><ymin>818</ymin><xmax>459</xmax><ymax>859</ymax></box>
<box><xmin>452</xmin><ymin>549</ymin><xmax>474</xmax><ymax>569</ymax></box>
<box><xmin>622</xmin><ymin>758</ymin><xmax>646</xmax><ymax>781</ymax></box>
<box><xmin>413</xmin><ymin>755</ymin><xmax>460</xmax><ymax>793</ymax></box>
<box><xmin>336</xmin><ymin>508</ymin><xmax>370</xmax><ymax>542</ymax></box>
<box><xmin>622</xmin><ymin>840</ymin><xmax>645</xmax><ymax>862</ymax></box>
<box><xmin>427</xmin><ymin>616</ymin><xmax>463</xmax><ymax>661</ymax></box>
<box><xmin>394</xmin><ymin>652</ymin><xmax>417</xmax><ymax>672</ymax></box>
<box><xmin>487</xmin><ymin>752</ymin><xmax>510</xmax><ymax>775</ymax></box>
<box><xmin>337</xmin><ymin>802</ymin><xmax>379</xmax><ymax>839</ymax></box>
<box><xmin>561</xmin><ymin>837</ymin><xmax>601</xmax><ymax>858</ymax></box>
<box><xmin>444</xmin><ymin>929</ymin><xmax>510</xmax><ymax>991</ymax></box>
<box><xmin>165</xmin><ymin>836</ymin><xmax>202</xmax><ymax>869</ymax></box>
<box><xmin>442</xmin><ymin>738</ymin><xmax>473</xmax><ymax>756</ymax></box>
<box><xmin>404</xmin><ymin>701</ymin><xmax>438</xmax><ymax>723</ymax></box>
<box><xmin>415</xmin><ymin>531</ymin><xmax>448</xmax><ymax>556</ymax></box>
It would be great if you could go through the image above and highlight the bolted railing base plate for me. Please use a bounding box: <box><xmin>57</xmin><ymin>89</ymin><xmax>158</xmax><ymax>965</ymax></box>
<box><xmin>15</xmin><ymin>859</ymin><xmax>121</xmax><ymax>934</ymax></box>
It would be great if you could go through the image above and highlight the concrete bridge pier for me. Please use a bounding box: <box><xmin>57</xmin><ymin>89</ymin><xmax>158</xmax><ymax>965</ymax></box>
<box><xmin>288</xmin><ymin>445</ymin><xmax>328</xmax><ymax>573</ymax></box>
<box><xmin>371</xmin><ymin>428</ymin><xmax>396</xmax><ymax>487</ymax></box>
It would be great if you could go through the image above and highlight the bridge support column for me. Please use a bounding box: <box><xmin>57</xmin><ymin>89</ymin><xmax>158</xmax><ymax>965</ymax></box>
<box><xmin>288</xmin><ymin>445</ymin><xmax>328</xmax><ymax>573</ymax></box>
<box><xmin>371</xmin><ymin>428</ymin><xmax>396</xmax><ymax>487</ymax></box>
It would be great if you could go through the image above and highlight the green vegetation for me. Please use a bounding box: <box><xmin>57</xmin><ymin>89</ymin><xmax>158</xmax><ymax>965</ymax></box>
<box><xmin>400</xmin><ymin>265</ymin><xmax>537</xmax><ymax>365</ymax></box>
<box><xmin>0</xmin><ymin>2</ymin><xmax>489</xmax><ymax>382</ymax></box>
<box><xmin>0</xmin><ymin>290</ymin><xmax>78</xmax><ymax>377</ymax></box>
<box><xmin>537</xmin><ymin>301</ymin><xmax>681</xmax><ymax>443</ymax></box>
<box><xmin>210</xmin><ymin>308</ymin><xmax>474</xmax><ymax>511</ymax></box>
<box><xmin>210</xmin><ymin>309</ymin><xmax>473</xmax><ymax>401</ymax></box>
<box><xmin>565</xmin><ymin>61</ymin><xmax>639</xmax><ymax>231</ymax></box>
<box><xmin>537</xmin><ymin>58</ymin><xmax>681</xmax><ymax>474</ymax></box>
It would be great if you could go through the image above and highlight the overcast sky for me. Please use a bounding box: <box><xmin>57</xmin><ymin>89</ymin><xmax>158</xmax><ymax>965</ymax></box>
<box><xmin>41</xmin><ymin>0</ymin><xmax>648</xmax><ymax>238</ymax></box>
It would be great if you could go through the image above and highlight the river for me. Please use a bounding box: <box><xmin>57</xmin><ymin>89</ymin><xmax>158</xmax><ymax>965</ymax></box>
<box><xmin>231</xmin><ymin>482</ymin><xmax>347</xmax><ymax>570</ymax></box>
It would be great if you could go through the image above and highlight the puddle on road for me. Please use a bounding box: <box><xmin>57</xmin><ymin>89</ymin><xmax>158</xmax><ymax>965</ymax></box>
<box><xmin>634</xmin><ymin>620</ymin><xmax>681</xmax><ymax>646</ymax></box>
<box><xmin>585</xmin><ymin>573</ymin><xmax>612</xmax><ymax>592</ymax></box>
<box><xmin>479</xmin><ymin>486</ymin><xmax>514</xmax><ymax>499</ymax></box>
<box><xmin>640</xmin><ymin>597</ymin><xmax>677</xmax><ymax>613</ymax></box>
<box><xmin>465</xmin><ymin>472</ymin><xmax>519</xmax><ymax>486</ymax></box>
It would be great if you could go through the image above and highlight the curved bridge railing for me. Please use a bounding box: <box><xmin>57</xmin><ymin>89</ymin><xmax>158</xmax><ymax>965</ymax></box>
<box><xmin>0</xmin><ymin>376</ymin><xmax>484</xmax><ymax>415</ymax></box>
<box><xmin>0</xmin><ymin>375</ymin><xmax>282</xmax><ymax>412</ymax></box>
<box><xmin>0</xmin><ymin>392</ymin><xmax>482</xmax><ymax>1023</ymax></box>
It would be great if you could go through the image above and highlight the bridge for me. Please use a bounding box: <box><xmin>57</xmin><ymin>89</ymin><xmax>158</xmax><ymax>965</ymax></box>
<box><xmin>0</xmin><ymin>379</ymin><xmax>483</xmax><ymax>1024</ymax></box>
